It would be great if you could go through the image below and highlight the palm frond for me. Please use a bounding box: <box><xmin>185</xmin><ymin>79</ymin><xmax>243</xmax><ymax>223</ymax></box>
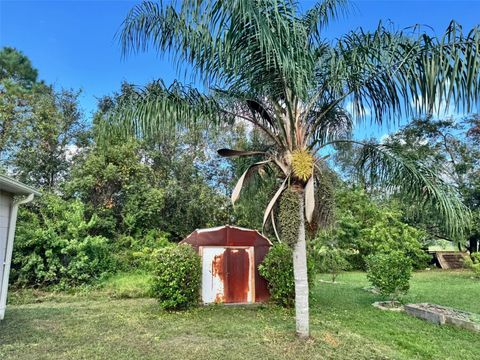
<box><xmin>120</xmin><ymin>0</ymin><xmax>317</xmax><ymax>98</ymax></box>
<box><xmin>308</xmin><ymin>105</ymin><xmax>353</xmax><ymax>148</ymax></box>
<box><xmin>97</xmin><ymin>80</ymin><xmax>229</xmax><ymax>141</ymax></box>
<box><xmin>114</xmin><ymin>1</ymin><xmax>478</xmax><ymax>242</ymax></box>
<box><xmin>263</xmin><ymin>177</ymin><xmax>289</xmax><ymax>227</ymax></box>
<box><xmin>304</xmin><ymin>173</ymin><xmax>315</xmax><ymax>222</ymax></box>
<box><xmin>211</xmin><ymin>88</ymin><xmax>288</xmax><ymax>148</ymax></box>
<box><xmin>318</xmin><ymin>21</ymin><xmax>480</xmax><ymax>124</ymax></box>
<box><xmin>218</xmin><ymin>148</ymin><xmax>266</xmax><ymax>157</ymax></box>
<box><xmin>231</xmin><ymin>159</ymin><xmax>271</xmax><ymax>204</ymax></box>
<box><xmin>356</xmin><ymin>142</ymin><xmax>471</xmax><ymax>239</ymax></box>
<box><xmin>302</xmin><ymin>0</ymin><xmax>350</xmax><ymax>42</ymax></box>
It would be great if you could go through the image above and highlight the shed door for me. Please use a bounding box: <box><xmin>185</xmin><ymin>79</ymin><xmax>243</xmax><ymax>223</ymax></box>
<box><xmin>201</xmin><ymin>246</ymin><xmax>254</xmax><ymax>304</ymax></box>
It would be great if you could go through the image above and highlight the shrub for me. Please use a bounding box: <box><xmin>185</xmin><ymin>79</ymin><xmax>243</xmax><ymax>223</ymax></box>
<box><xmin>150</xmin><ymin>244</ymin><xmax>201</xmax><ymax>310</ymax></box>
<box><xmin>12</xmin><ymin>194</ymin><xmax>113</xmax><ymax>288</ymax></box>
<box><xmin>113</xmin><ymin>230</ymin><xmax>172</xmax><ymax>271</ymax></box>
<box><xmin>315</xmin><ymin>246</ymin><xmax>350</xmax><ymax>282</ymax></box>
<box><xmin>365</xmin><ymin>251</ymin><xmax>412</xmax><ymax>301</ymax></box>
<box><xmin>131</xmin><ymin>230</ymin><xmax>173</xmax><ymax>270</ymax></box>
<box><xmin>258</xmin><ymin>243</ymin><xmax>315</xmax><ymax>307</ymax></box>
<box><xmin>464</xmin><ymin>253</ymin><xmax>480</xmax><ymax>278</ymax></box>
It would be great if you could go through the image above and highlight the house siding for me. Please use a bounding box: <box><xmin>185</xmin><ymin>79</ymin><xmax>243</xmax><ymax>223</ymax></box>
<box><xmin>0</xmin><ymin>192</ymin><xmax>12</xmax><ymax>309</ymax></box>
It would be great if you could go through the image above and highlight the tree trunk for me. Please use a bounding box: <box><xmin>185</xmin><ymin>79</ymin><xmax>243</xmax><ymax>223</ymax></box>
<box><xmin>293</xmin><ymin>190</ymin><xmax>309</xmax><ymax>338</ymax></box>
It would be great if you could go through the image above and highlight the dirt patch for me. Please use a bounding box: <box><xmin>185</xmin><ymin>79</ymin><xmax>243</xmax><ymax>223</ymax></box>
<box><xmin>322</xmin><ymin>332</ymin><xmax>340</xmax><ymax>348</ymax></box>
<box><xmin>372</xmin><ymin>301</ymin><xmax>404</xmax><ymax>312</ymax></box>
<box><xmin>363</xmin><ymin>286</ymin><xmax>380</xmax><ymax>294</ymax></box>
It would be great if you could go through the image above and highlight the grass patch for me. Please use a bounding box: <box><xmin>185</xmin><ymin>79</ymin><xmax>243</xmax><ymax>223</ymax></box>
<box><xmin>1</xmin><ymin>271</ymin><xmax>479</xmax><ymax>359</ymax></box>
<box><xmin>7</xmin><ymin>272</ymin><xmax>153</xmax><ymax>305</ymax></box>
<box><xmin>96</xmin><ymin>271</ymin><xmax>153</xmax><ymax>299</ymax></box>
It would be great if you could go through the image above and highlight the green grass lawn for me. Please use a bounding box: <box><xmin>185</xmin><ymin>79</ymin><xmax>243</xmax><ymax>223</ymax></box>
<box><xmin>1</xmin><ymin>271</ymin><xmax>479</xmax><ymax>359</ymax></box>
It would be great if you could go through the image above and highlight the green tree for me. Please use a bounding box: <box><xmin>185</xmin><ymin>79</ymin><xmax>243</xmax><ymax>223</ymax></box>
<box><xmin>385</xmin><ymin>117</ymin><xmax>480</xmax><ymax>249</ymax></box>
<box><xmin>9</xmin><ymin>87</ymin><xmax>87</xmax><ymax>189</ymax></box>
<box><xmin>0</xmin><ymin>47</ymin><xmax>86</xmax><ymax>189</ymax></box>
<box><xmin>0</xmin><ymin>47</ymin><xmax>39</xmax><ymax>163</ymax></box>
<box><xmin>91</xmin><ymin>86</ymin><xmax>232</xmax><ymax>240</ymax></box>
<box><xmin>0</xmin><ymin>47</ymin><xmax>38</xmax><ymax>85</ymax></box>
<box><xmin>315</xmin><ymin>187</ymin><xmax>430</xmax><ymax>270</ymax></box>
<box><xmin>66</xmin><ymin>140</ymin><xmax>166</xmax><ymax>238</ymax></box>
<box><xmin>105</xmin><ymin>0</ymin><xmax>478</xmax><ymax>337</ymax></box>
<box><xmin>142</xmin><ymin>133</ymin><xmax>231</xmax><ymax>239</ymax></box>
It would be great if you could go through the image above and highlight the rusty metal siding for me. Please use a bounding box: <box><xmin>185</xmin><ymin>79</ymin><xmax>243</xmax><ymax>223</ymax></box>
<box><xmin>225</xmin><ymin>248</ymin><xmax>253</xmax><ymax>303</ymax></box>
<box><xmin>200</xmin><ymin>246</ymin><xmax>254</xmax><ymax>304</ymax></box>
<box><xmin>181</xmin><ymin>226</ymin><xmax>271</xmax><ymax>304</ymax></box>
<box><xmin>254</xmin><ymin>245</ymin><xmax>270</xmax><ymax>302</ymax></box>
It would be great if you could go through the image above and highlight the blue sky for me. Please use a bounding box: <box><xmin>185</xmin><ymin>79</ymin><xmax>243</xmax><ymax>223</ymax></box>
<box><xmin>1</xmin><ymin>0</ymin><xmax>479</xmax><ymax>138</ymax></box>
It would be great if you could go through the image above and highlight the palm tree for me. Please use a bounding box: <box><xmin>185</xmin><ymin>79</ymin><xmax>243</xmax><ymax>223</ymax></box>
<box><xmin>105</xmin><ymin>0</ymin><xmax>480</xmax><ymax>338</ymax></box>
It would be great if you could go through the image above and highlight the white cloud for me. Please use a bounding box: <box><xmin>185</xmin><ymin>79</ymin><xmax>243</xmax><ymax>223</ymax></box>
<box><xmin>344</xmin><ymin>100</ymin><xmax>371</xmax><ymax>118</ymax></box>
<box><xmin>410</xmin><ymin>93</ymin><xmax>460</xmax><ymax>119</ymax></box>
<box><xmin>65</xmin><ymin>144</ymin><xmax>79</xmax><ymax>161</ymax></box>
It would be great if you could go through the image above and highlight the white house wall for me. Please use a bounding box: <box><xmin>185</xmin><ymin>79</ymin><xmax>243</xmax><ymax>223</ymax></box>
<box><xmin>0</xmin><ymin>193</ymin><xmax>12</xmax><ymax>318</ymax></box>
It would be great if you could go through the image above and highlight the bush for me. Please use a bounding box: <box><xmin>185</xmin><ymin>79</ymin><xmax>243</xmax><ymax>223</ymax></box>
<box><xmin>365</xmin><ymin>251</ymin><xmax>412</xmax><ymax>301</ymax></box>
<box><xmin>258</xmin><ymin>243</ymin><xmax>315</xmax><ymax>307</ymax></box>
<box><xmin>113</xmin><ymin>230</ymin><xmax>172</xmax><ymax>271</ymax></box>
<box><xmin>12</xmin><ymin>194</ymin><xmax>113</xmax><ymax>288</ymax></box>
<box><xmin>318</xmin><ymin>188</ymin><xmax>430</xmax><ymax>270</ymax></box>
<box><xmin>315</xmin><ymin>246</ymin><xmax>350</xmax><ymax>282</ymax></box>
<box><xmin>150</xmin><ymin>244</ymin><xmax>201</xmax><ymax>310</ymax></box>
<box><xmin>464</xmin><ymin>253</ymin><xmax>480</xmax><ymax>278</ymax></box>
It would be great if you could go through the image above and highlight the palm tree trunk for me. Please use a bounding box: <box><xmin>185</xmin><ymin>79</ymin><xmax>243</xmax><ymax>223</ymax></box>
<box><xmin>293</xmin><ymin>190</ymin><xmax>309</xmax><ymax>338</ymax></box>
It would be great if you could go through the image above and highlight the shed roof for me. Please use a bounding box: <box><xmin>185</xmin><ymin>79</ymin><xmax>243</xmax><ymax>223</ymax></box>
<box><xmin>0</xmin><ymin>175</ymin><xmax>41</xmax><ymax>196</ymax></box>
<box><xmin>180</xmin><ymin>225</ymin><xmax>272</xmax><ymax>248</ymax></box>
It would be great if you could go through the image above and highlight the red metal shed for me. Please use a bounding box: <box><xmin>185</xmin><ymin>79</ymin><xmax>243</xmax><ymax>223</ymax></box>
<box><xmin>180</xmin><ymin>225</ymin><xmax>272</xmax><ymax>304</ymax></box>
